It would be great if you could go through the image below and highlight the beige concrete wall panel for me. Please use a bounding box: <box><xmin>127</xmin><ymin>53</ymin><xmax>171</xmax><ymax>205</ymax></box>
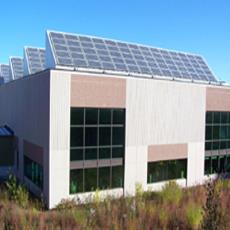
<box><xmin>148</xmin><ymin>143</ymin><xmax>188</xmax><ymax>162</ymax></box>
<box><xmin>206</xmin><ymin>87</ymin><xmax>230</xmax><ymax>111</ymax></box>
<box><xmin>71</xmin><ymin>75</ymin><xmax>126</xmax><ymax>108</ymax></box>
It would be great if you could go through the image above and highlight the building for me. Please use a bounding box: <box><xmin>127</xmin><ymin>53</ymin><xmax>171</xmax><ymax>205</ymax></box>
<box><xmin>0</xmin><ymin>30</ymin><xmax>230</xmax><ymax>209</ymax></box>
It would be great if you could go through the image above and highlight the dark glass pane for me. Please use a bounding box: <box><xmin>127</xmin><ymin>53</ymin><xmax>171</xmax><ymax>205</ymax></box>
<box><xmin>99</xmin><ymin>147</ymin><xmax>111</xmax><ymax>159</ymax></box>
<box><xmin>70</xmin><ymin>169</ymin><xmax>83</xmax><ymax>193</ymax></box>
<box><xmin>213</xmin><ymin>112</ymin><xmax>220</xmax><ymax>124</ymax></box>
<box><xmin>220</xmin><ymin>126</ymin><xmax>227</xmax><ymax>139</ymax></box>
<box><xmin>147</xmin><ymin>159</ymin><xmax>187</xmax><ymax>183</ymax></box>
<box><xmin>212</xmin><ymin>156</ymin><xmax>219</xmax><ymax>173</ymax></box>
<box><xmin>226</xmin><ymin>155</ymin><xmax>230</xmax><ymax>172</ymax></box>
<box><xmin>99</xmin><ymin>127</ymin><xmax>111</xmax><ymax>145</ymax></box>
<box><xmin>228</xmin><ymin>126</ymin><xmax>230</xmax><ymax>138</ymax></box>
<box><xmin>85</xmin><ymin>127</ymin><xmax>97</xmax><ymax>146</ymax></box>
<box><xmin>205</xmin><ymin>142</ymin><xmax>212</xmax><ymax>151</ymax></box>
<box><xmin>112</xmin><ymin>127</ymin><xmax>124</xmax><ymax>145</ymax></box>
<box><xmin>205</xmin><ymin>157</ymin><xmax>211</xmax><ymax>175</ymax></box>
<box><xmin>112</xmin><ymin>166</ymin><xmax>123</xmax><ymax>188</ymax></box>
<box><xmin>228</xmin><ymin>141</ymin><xmax>230</xmax><ymax>149</ymax></box>
<box><xmin>147</xmin><ymin>162</ymin><xmax>155</xmax><ymax>183</ymax></box>
<box><xmin>212</xmin><ymin>141</ymin><xmax>219</xmax><ymax>150</ymax></box>
<box><xmin>70</xmin><ymin>149</ymin><xmax>83</xmax><ymax>161</ymax></box>
<box><xmin>99</xmin><ymin>167</ymin><xmax>110</xmax><ymax>189</ymax></box>
<box><xmin>168</xmin><ymin>160</ymin><xmax>177</xmax><ymax>180</ymax></box>
<box><xmin>99</xmin><ymin>109</ymin><xmax>111</xmax><ymax>124</ymax></box>
<box><xmin>24</xmin><ymin>156</ymin><xmax>43</xmax><ymax>189</ymax></box>
<box><xmin>220</xmin><ymin>141</ymin><xmax>227</xmax><ymax>150</ymax></box>
<box><xmin>71</xmin><ymin>127</ymin><xmax>83</xmax><ymax>147</ymax></box>
<box><xmin>176</xmin><ymin>159</ymin><xmax>187</xmax><ymax>179</ymax></box>
<box><xmin>205</xmin><ymin>126</ymin><xmax>212</xmax><ymax>140</ymax></box>
<box><xmin>219</xmin><ymin>156</ymin><xmax>225</xmax><ymax>173</ymax></box>
<box><xmin>85</xmin><ymin>148</ymin><xmax>97</xmax><ymax>160</ymax></box>
<box><xmin>85</xmin><ymin>108</ymin><xmax>98</xmax><ymax>124</ymax></box>
<box><xmin>112</xmin><ymin>147</ymin><xmax>124</xmax><ymax>158</ymax></box>
<box><xmin>113</xmin><ymin>109</ymin><xmax>125</xmax><ymax>124</ymax></box>
<box><xmin>71</xmin><ymin>108</ymin><xmax>84</xmax><ymax>125</ymax></box>
<box><xmin>213</xmin><ymin>126</ymin><xmax>220</xmax><ymax>140</ymax></box>
<box><xmin>85</xmin><ymin>168</ymin><xmax>97</xmax><ymax>192</ymax></box>
<box><xmin>221</xmin><ymin>112</ymin><xmax>228</xmax><ymax>124</ymax></box>
<box><xmin>227</xmin><ymin>113</ymin><xmax>230</xmax><ymax>124</ymax></box>
<box><xmin>206</xmin><ymin>112</ymin><xmax>213</xmax><ymax>124</ymax></box>
<box><xmin>157</xmin><ymin>161</ymin><xmax>167</xmax><ymax>181</ymax></box>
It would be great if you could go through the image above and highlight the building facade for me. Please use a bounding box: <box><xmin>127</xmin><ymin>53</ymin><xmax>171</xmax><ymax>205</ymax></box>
<box><xmin>0</xmin><ymin>31</ymin><xmax>229</xmax><ymax>209</ymax></box>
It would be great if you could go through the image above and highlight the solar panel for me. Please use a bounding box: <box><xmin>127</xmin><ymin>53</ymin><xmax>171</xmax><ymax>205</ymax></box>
<box><xmin>9</xmin><ymin>57</ymin><xmax>23</xmax><ymax>80</ymax></box>
<box><xmin>0</xmin><ymin>64</ymin><xmax>11</xmax><ymax>83</ymax></box>
<box><xmin>24</xmin><ymin>47</ymin><xmax>45</xmax><ymax>75</ymax></box>
<box><xmin>47</xmin><ymin>31</ymin><xmax>218</xmax><ymax>83</ymax></box>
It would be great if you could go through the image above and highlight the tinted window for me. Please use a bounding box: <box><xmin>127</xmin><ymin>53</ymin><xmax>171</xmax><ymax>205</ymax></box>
<box><xmin>71</xmin><ymin>127</ymin><xmax>83</xmax><ymax>147</ymax></box>
<box><xmin>213</xmin><ymin>112</ymin><xmax>220</xmax><ymax>123</ymax></box>
<box><xmin>99</xmin><ymin>147</ymin><xmax>111</xmax><ymax>159</ymax></box>
<box><xmin>113</xmin><ymin>109</ymin><xmax>124</xmax><ymax>124</ymax></box>
<box><xmin>206</xmin><ymin>112</ymin><xmax>213</xmax><ymax>124</ymax></box>
<box><xmin>85</xmin><ymin>148</ymin><xmax>97</xmax><ymax>160</ymax></box>
<box><xmin>113</xmin><ymin>127</ymin><xmax>124</xmax><ymax>145</ymax></box>
<box><xmin>112</xmin><ymin>166</ymin><xmax>123</xmax><ymax>188</ymax></box>
<box><xmin>85</xmin><ymin>127</ymin><xmax>97</xmax><ymax>146</ymax></box>
<box><xmin>86</xmin><ymin>108</ymin><xmax>98</xmax><ymax>124</ymax></box>
<box><xmin>70</xmin><ymin>169</ymin><xmax>83</xmax><ymax>193</ymax></box>
<box><xmin>112</xmin><ymin>147</ymin><xmax>124</xmax><ymax>158</ymax></box>
<box><xmin>70</xmin><ymin>149</ymin><xmax>83</xmax><ymax>161</ymax></box>
<box><xmin>99</xmin><ymin>167</ymin><xmax>110</xmax><ymax>189</ymax></box>
<box><xmin>99</xmin><ymin>109</ymin><xmax>111</xmax><ymax>124</ymax></box>
<box><xmin>99</xmin><ymin>127</ymin><xmax>111</xmax><ymax>145</ymax></box>
<box><xmin>71</xmin><ymin>108</ymin><xmax>84</xmax><ymax>125</ymax></box>
<box><xmin>85</xmin><ymin>168</ymin><xmax>97</xmax><ymax>192</ymax></box>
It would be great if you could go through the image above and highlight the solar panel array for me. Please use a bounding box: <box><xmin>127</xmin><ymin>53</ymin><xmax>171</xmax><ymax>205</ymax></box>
<box><xmin>25</xmin><ymin>47</ymin><xmax>45</xmax><ymax>75</ymax></box>
<box><xmin>0</xmin><ymin>64</ymin><xmax>11</xmax><ymax>82</ymax></box>
<box><xmin>10</xmin><ymin>57</ymin><xmax>23</xmax><ymax>80</ymax></box>
<box><xmin>48</xmin><ymin>31</ymin><xmax>217</xmax><ymax>82</ymax></box>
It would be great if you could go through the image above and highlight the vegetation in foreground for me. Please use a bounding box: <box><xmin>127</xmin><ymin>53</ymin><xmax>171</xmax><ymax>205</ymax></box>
<box><xmin>0</xmin><ymin>176</ymin><xmax>230</xmax><ymax>229</ymax></box>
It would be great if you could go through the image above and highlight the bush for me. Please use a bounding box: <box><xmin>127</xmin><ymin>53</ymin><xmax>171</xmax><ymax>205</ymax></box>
<box><xmin>160</xmin><ymin>181</ymin><xmax>182</xmax><ymax>205</ymax></box>
<box><xmin>5</xmin><ymin>174</ymin><xmax>29</xmax><ymax>208</ymax></box>
<box><xmin>185</xmin><ymin>203</ymin><xmax>203</xmax><ymax>229</ymax></box>
<box><xmin>55</xmin><ymin>198</ymin><xmax>77</xmax><ymax>211</ymax></box>
<box><xmin>202</xmin><ymin>180</ymin><xmax>222</xmax><ymax>230</ymax></box>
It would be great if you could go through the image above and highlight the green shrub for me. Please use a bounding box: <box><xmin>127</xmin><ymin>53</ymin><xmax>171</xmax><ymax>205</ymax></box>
<box><xmin>5</xmin><ymin>174</ymin><xmax>29</xmax><ymax>208</ymax></box>
<box><xmin>160</xmin><ymin>181</ymin><xmax>182</xmax><ymax>205</ymax></box>
<box><xmin>55</xmin><ymin>198</ymin><xmax>77</xmax><ymax>211</ymax></box>
<box><xmin>202</xmin><ymin>180</ymin><xmax>222</xmax><ymax>230</ymax></box>
<box><xmin>185</xmin><ymin>203</ymin><xmax>203</xmax><ymax>229</ymax></box>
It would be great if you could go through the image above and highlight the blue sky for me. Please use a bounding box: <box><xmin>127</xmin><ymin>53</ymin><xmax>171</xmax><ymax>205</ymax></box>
<box><xmin>0</xmin><ymin>0</ymin><xmax>229</xmax><ymax>82</ymax></box>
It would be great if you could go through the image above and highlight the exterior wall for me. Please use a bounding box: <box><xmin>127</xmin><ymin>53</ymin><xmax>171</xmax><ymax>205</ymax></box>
<box><xmin>71</xmin><ymin>74</ymin><xmax>126</xmax><ymax>108</ymax></box>
<box><xmin>0</xmin><ymin>71</ymin><xmax>50</xmax><ymax>204</ymax></box>
<box><xmin>206</xmin><ymin>86</ymin><xmax>230</xmax><ymax>111</ymax></box>
<box><xmin>125</xmin><ymin>78</ymin><xmax>206</xmax><ymax>194</ymax></box>
<box><xmin>49</xmin><ymin>70</ymin><xmax>71</xmax><ymax>209</ymax></box>
<box><xmin>148</xmin><ymin>143</ymin><xmax>187</xmax><ymax>162</ymax></box>
<box><xmin>187</xmin><ymin>142</ymin><xmax>205</xmax><ymax>186</ymax></box>
<box><xmin>49</xmin><ymin>71</ymin><xmax>212</xmax><ymax>207</ymax></box>
<box><xmin>48</xmin><ymin>72</ymin><xmax>126</xmax><ymax>208</ymax></box>
<box><xmin>23</xmin><ymin>140</ymin><xmax>43</xmax><ymax>165</ymax></box>
<box><xmin>0</xmin><ymin>137</ymin><xmax>14</xmax><ymax>166</ymax></box>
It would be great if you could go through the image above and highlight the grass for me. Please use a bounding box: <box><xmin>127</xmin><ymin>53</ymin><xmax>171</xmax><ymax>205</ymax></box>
<box><xmin>0</xmin><ymin>176</ymin><xmax>230</xmax><ymax>229</ymax></box>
